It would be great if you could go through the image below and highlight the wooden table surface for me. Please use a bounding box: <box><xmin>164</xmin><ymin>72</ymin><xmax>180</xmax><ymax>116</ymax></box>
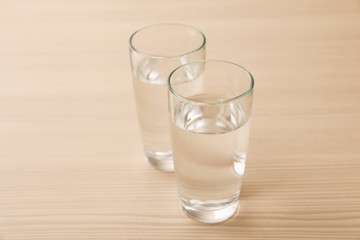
<box><xmin>1</xmin><ymin>0</ymin><xmax>360</xmax><ymax>239</ymax></box>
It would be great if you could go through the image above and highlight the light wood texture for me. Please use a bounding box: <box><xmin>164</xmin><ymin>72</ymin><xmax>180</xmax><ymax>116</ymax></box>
<box><xmin>1</xmin><ymin>0</ymin><xmax>360</xmax><ymax>239</ymax></box>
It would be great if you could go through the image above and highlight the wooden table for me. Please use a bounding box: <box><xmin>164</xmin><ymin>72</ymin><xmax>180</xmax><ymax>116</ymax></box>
<box><xmin>1</xmin><ymin>0</ymin><xmax>360</xmax><ymax>239</ymax></box>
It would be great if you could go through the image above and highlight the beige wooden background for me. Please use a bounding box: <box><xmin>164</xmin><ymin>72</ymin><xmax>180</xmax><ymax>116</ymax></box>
<box><xmin>1</xmin><ymin>0</ymin><xmax>360</xmax><ymax>239</ymax></box>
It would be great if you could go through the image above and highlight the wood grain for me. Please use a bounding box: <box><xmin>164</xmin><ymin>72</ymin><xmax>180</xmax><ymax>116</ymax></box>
<box><xmin>1</xmin><ymin>0</ymin><xmax>360</xmax><ymax>239</ymax></box>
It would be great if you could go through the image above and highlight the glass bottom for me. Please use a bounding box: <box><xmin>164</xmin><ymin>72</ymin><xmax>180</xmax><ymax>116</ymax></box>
<box><xmin>180</xmin><ymin>195</ymin><xmax>239</xmax><ymax>223</ymax></box>
<box><xmin>145</xmin><ymin>150</ymin><xmax>174</xmax><ymax>172</ymax></box>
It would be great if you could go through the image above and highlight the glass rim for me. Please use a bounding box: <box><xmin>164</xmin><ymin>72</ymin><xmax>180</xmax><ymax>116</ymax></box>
<box><xmin>129</xmin><ymin>23</ymin><xmax>206</xmax><ymax>59</ymax></box>
<box><xmin>168</xmin><ymin>60</ymin><xmax>255</xmax><ymax>105</ymax></box>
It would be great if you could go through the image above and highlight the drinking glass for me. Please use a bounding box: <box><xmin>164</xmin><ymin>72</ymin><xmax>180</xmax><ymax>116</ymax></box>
<box><xmin>129</xmin><ymin>23</ymin><xmax>206</xmax><ymax>171</ymax></box>
<box><xmin>168</xmin><ymin>60</ymin><xmax>254</xmax><ymax>223</ymax></box>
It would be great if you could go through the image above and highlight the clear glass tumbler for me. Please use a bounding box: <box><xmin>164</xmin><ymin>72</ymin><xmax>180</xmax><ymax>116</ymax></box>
<box><xmin>129</xmin><ymin>23</ymin><xmax>206</xmax><ymax>172</ymax></box>
<box><xmin>168</xmin><ymin>60</ymin><xmax>254</xmax><ymax>223</ymax></box>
